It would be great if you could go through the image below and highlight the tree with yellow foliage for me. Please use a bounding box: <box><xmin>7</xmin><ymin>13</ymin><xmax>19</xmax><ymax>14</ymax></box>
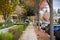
<box><xmin>0</xmin><ymin>0</ymin><xmax>19</xmax><ymax>23</ymax></box>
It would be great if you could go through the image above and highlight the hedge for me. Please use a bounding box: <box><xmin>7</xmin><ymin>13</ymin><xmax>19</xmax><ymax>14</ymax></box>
<box><xmin>0</xmin><ymin>32</ymin><xmax>13</xmax><ymax>40</ymax></box>
<box><xmin>8</xmin><ymin>22</ymin><xmax>29</xmax><ymax>40</ymax></box>
<box><xmin>8</xmin><ymin>25</ymin><xmax>24</xmax><ymax>40</ymax></box>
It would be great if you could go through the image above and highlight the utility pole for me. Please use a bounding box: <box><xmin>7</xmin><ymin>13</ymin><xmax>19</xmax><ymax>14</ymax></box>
<box><xmin>48</xmin><ymin>0</ymin><xmax>54</xmax><ymax>40</ymax></box>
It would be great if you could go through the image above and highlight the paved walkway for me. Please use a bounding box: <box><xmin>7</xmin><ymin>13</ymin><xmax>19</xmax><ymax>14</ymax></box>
<box><xmin>19</xmin><ymin>23</ymin><xmax>37</xmax><ymax>40</ymax></box>
<box><xmin>0</xmin><ymin>25</ymin><xmax>16</xmax><ymax>32</ymax></box>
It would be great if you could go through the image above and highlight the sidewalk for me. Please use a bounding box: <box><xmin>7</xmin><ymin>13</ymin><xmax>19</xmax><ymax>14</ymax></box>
<box><xmin>34</xmin><ymin>25</ymin><xmax>50</xmax><ymax>40</ymax></box>
<box><xmin>19</xmin><ymin>22</ymin><xmax>37</xmax><ymax>40</ymax></box>
<box><xmin>0</xmin><ymin>25</ymin><xmax>16</xmax><ymax>32</ymax></box>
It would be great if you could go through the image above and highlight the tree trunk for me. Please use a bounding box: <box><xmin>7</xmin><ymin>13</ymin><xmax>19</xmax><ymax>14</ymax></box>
<box><xmin>3</xmin><ymin>13</ymin><xmax>6</xmax><ymax>25</ymax></box>
<box><xmin>34</xmin><ymin>0</ymin><xmax>41</xmax><ymax>30</ymax></box>
<box><xmin>3</xmin><ymin>13</ymin><xmax>10</xmax><ymax>26</ymax></box>
<box><xmin>49</xmin><ymin>0</ymin><xmax>54</xmax><ymax>40</ymax></box>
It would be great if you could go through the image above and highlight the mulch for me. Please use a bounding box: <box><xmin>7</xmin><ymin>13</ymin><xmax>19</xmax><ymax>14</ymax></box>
<box><xmin>33</xmin><ymin>25</ymin><xmax>50</xmax><ymax>40</ymax></box>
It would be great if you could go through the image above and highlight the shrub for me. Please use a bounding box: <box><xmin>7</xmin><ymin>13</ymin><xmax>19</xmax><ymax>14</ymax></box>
<box><xmin>0</xmin><ymin>19</ymin><xmax>14</xmax><ymax>29</ymax></box>
<box><xmin>0</xmin><ymin>32</ymin><xmax>2</xmax><ymax>40</ymax></box>
<box><xmin>6</xmin><ymin>19</ymin><xmax>14</xmax><ymax>27</ymax></box>
<box><xmin>8</xmin><ymin>25</ymin><xmax>24</xmax><ymax>40</ymax></box>
<box><xmin>14</xmin><ymin>22</ymin><xmax>29</xmax><ymax>30</ymax></box>
<box><xmin>8</xmin><ymin>22</ymin><xmax>29</xmax><ymax>40</ymax></box>
<box><xmin>0</xmin><ymin>32</ymin><xmax>13</xmax><ymax>40</ymax></box>
<box><xmin>0</xmin><ymin>23</ymin><xmax>3</xmax><ymax>26</ymax></box>
<box><xmin>0</xmin><ymin>26</ymin><xmax>5</xmax><ymax>29</ymax></box>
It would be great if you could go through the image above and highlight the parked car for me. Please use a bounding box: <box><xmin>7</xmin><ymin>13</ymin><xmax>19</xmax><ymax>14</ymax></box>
<box><xmin>37</xmin><ymin>21</ymin><xmax>49</xmax><ymax>30</ymax></box>
<box><xmin>37</xmin><ymin>21</ymin><xmax>42</xmax><ymax>26</ymax></box>
<box><xmin>41</xmin><ymin>21</ymin><xmax>50</xmax><ymax>30</ymax></box>
<box><xmin>45</xmin><ymin>23</ymin><xmax>60</xmax><ymax>40</ymax></box>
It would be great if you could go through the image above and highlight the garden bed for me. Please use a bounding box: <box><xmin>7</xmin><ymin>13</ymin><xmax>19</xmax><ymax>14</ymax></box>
<box><xmin>0</xmin><ymin>22</ymin><xmax>14</xmax><ymax>29</ymax></box>
<box><xmin>0</xmin><ymin>22</ymin><xmax>29</xmax><ymax>40</ymax></box>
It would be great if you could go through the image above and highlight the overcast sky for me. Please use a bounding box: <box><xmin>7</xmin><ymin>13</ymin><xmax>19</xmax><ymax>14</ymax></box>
<box><xmin>53</xmin><ymin>0</ymin><xmax>60</xmax><ymax>10</ymax></box>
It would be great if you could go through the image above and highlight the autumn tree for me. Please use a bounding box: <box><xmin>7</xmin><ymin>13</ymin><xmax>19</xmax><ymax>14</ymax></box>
<box><xmin>19</xmin><ymin>0</ymin><xmax>35</xmax><ymax>22</ymax></box>
<box><xmin>0</xmin><ymin>0</ymin><xmax>19</xmax><ymax>23</ymax></box>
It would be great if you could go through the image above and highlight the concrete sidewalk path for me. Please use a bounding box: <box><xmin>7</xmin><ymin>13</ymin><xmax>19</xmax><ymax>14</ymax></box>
<box><xmin>19</xmin><ymin>23</ymin><xmax>37</xmax><ymax>40</ymax></box>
